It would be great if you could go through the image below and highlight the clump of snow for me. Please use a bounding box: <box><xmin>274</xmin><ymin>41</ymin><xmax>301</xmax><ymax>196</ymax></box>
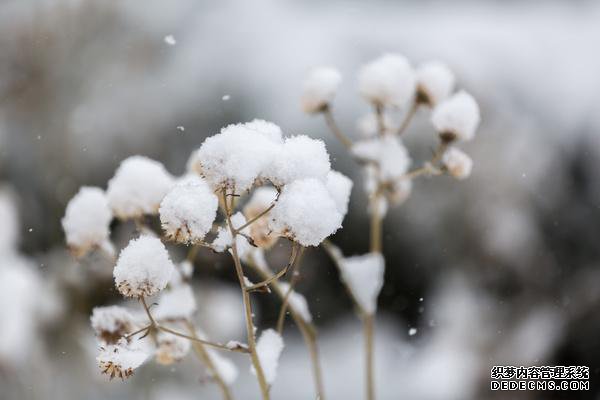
<box><xmin>189</xmin><ymin>123</ymin><xmax>281</xmax><ymax>193</ymax></box>
<box><xmin>408</xmin><ymin>327</ymin><xmax>418</xmax><ymax>336</ymax></box>
<box><xmin>153</xmin><ymin>284</ymin><xmax>197</xmax><ymax>321</ymax></box>
<box><xmin>358</xmin><ymin>54</ymin><xmax>416</xmax><ymax>108</ymax></box>
<box><xmin>90</xmin><ymin>305</ymin><xmax>135</xmax><ymax>344</ymax></box>
<box><xmin>387</xmin><ymin>178</ymin><xmax>413</xmax><ymax>206</ymax></box>
<box><xmin>357</xmin><ymin>113</ymin><xmax>394</xmax><ymax>137</ymax></box>
<box><xmin>106</xmin><ymin>156</ymin><xmax>175</xmax><ymax>219</ymax></box>
<box><xmin>416</xmin><ymin>61</ymin><xmax>455</xmax><ymax>106</ymax></box>
<box><xmin>62</xmin><ymin>186</ymin><xmax>113</xmax><ymax>258</ymax></box>
<box><xmin>243</xmin><ymin>119</ymin><xmax>284</xmax><ymax>144</ymax></box>
<box><xmin>253</xmin><ymin>329</ymin><xmax>284</xmax><ymax>385</ymax></box>
<box><xmin>155</xmin><ymin>332</ymin><xmax>191</xmax><ymax>365</ymax></box>
<box><xmin>243</xmin><ymin>187</ymin><xmax>279</xmax><ymax>249</ymax></box>
<box><xmin>269</xmin><ymin>178</ymin><xmax>342</xmax><ymax>246</ymax></box>
<box><xmin>169</xmin><ymin>260</ymin><xmax>193</xmax><ymax>287</ymax></box>
<box><xmin>206</xmin><ymin>347</ymin><xmax>238</xmax><ymax>384</ymax></box>
<box><xmin>352</xmin><ymin>136</ymin><xmax>411</xmax><ymax>181</ymax></box>
<box><xmin>338</xmin><ymin>252</ymin><xmax>385</xmax><ymax>314</ymax></box>
<box><xmin>0</xmin><ymin>187</ymin><xmax>19</xmax><ymax>253</ymax></box>
<box><xmin>431</xmin><ymin>91</ymin><xmax>480</xmax><ymax>141</ymax></box>
<box><xmin>301</xmin><ymin>66</ymin><xmax>342</xmax><ymax>113</ymax></box>
<box><xmin>325</xmin><ymin>170</ymin><xmax>353</xmax><ymax>217</ymax></box>
<box><xmin>265</xmin><ymin>135</ymin><xmax>331</xmax><ymax>187</ymax></box>
<box><xmin>113</xmin><ymin>235</ymin><xmax>175</xmax><ymax>298</ymax></box>
<box><xmin>97</xmin><ymin>338</ymin><xmax>149</xmax><ymax>380</ymax></box>
<box><xmin>159</xmin><ymin>177</ymin><xmax>218</xmax><ymax>244</ymax></box>
<box><xmin>213</xmin><ymin>212</ymin><xmax>253</xmax><ymax>258</ymax></box>
<box><xmin>442</xmin><ymin>147</ymin><xmax>473</xmax><ymax>180</ymax></box>
<box><xmin>163</xmin><ymin>35</ymin><xmax>176</xmax><ymax>45</ymax></box>
<box><xmin>279</xmin><ymin>282</ymin><xmax>312</xmax><ymax>323</ymax></box>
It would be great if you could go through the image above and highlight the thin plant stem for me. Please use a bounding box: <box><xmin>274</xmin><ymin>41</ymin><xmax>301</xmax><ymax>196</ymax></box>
<box><xmin>158</xmin><ymin>325</ymin><xmax>248</xmax><ymax>354</ymax></box>
<box><xmin>276</xmin><ymin>245</ymin><xmax>305</xmax><ymax>333</ymax></box>
<box><xmin>235</xmin><ymin>193</ymin><xmax>280</xmax><ymax>233</ymax></box>
<box><xmin>184</xmin><ymin>320</ymin><xmax>234</xmax><ymax>400</ymax></box>
<box><xmin>396</xmin><ymin>100</ymin><xmax>419</xmax><ymax>136</ymax></box>
<box><xmin>221</xmin><ymin>190</ymin><xmax>271</xmax><ymax>400</ymax></box>
<box><xmin>374</xmin><ymin>103</ymin><xmax>385</xmax><ymax>136</ymax></box>
<box><xmin>245</xmin><ymin>244</ymin><xmax>298</xmax><ymax>292</ymax></box>
<box><xmin>246</xmin><ymin>253</ymin><xmax>326</xmax><ymax>400</ymax></box>
<box><xmin>323</xmin><ymin>106</ymin><xmax>353</xmax><ymax>149</ymax></box>
<box><xmin>363</xmin><ymin>313</ymin><xmax>375</xmax><ymax>400</ymax></box>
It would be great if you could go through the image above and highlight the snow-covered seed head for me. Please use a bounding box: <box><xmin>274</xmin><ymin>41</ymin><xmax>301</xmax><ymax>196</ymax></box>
<box><xmin>159</xmin><ymin>177</ymin><xmax>218</xmax><ymax>244</ymax></box>
<box><xmin>357</xmin><ymin>113</ymin><xmax>394</xmax><ymax>138</ymax></box>
<box><xmin>301</xmin><ymin>66</ymin><xmax>342</xmax><ymax>114</ymax></box>
<box><xmin>442</xmin><ymin>147</ymin><xmax>473</xmax><ymax>180</ymax></box>
<box><xmin>243</xmin><ymin>119</ymin><xmax>284</xmax><ymax>144</ymax></box>
<box><xmin>106</xmin><ymin>156</ymin><xmax>175</xmax><ymax>219</ymax></box>
<box><xmin>155</xmin><ymin>332</ymin><xmax>191</xmax><ymax>365</ymax></box>
<box><xmin>415</xmin><ymin>61</ymin><xmax>455</xmax><ymax>106</ymax></box>
<box><xmin>97</xmin><ymin>339</ymin><xmax>148</xmax><ymax>380</ymax></box>
<box><xmin>352</xmin><ymin>136</ymin><xmax>411</xmax><ymax>181</ymax></box>
<box><xmin>358</xmin><ymin>53</ymin><xmax>416</xmax><ymax>108</ymax></box>
<box><xmin>243</xmin><ymin>187</ymin><xmax>279</xmax><ymax>249</ymax></box>
<box><xmin>265</xmin><ymin>135</ymin><xmax>331</xmax><ymax>187</ymax></box>
<box><xmin>253</xmin><ymin>329</ymin><xmax>284</xmax><ymax>385</ymax></box>
<box><xmin>431</xmin><ymin>90</ymin><xmax>481</xmax><ymax>142</ymax></box>
<box><xmin>269</xmin><ymin>178</ymin><xmax>343</xmax><ymax>247</ymax></box>
<box><xmin>62</xmin><ymin>187</ymin><xmax>113</xmax><ymax>258</ymax></box>
<box><xmin>90</xmin><ymin>306</ymin><xmax>135</xmax><ymax>344</ymax></box>
<box><xmin>113</xmin><ymin>235</ymin><xmax>175</xmax><ymax>298</ymax></box>
<box><xmin>153</xmin><ymin>284</ymin><xmax>197</xmax><ymax>321</ymax></box>
<box><xmin>325</xmin><ymin>170</ymin><xmax>353</xmax><ymax>218</ymax></box>
<box><xmin>188</xmin><ymin>123</ymin><xmax>281</xmax><ymax>193</ymax></box>
<box><xmin>338</xmin><ymin>252</ymin><xmax>385</xmax><ymax>315</ymax></box>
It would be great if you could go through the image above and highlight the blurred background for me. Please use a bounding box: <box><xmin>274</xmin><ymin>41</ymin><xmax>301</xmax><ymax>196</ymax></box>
<box><xmin>1</xmin><ymin>0</ymin><xmax>600</xmax><ymax>399</ymax></box>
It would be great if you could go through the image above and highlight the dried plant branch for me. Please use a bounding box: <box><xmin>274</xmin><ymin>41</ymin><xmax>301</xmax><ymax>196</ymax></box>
<box><xmin>221</xmin><ymin>190</ymin><xmax>271</xmax><ymax>400</ymax></box>
<box><xmin>396</xmin><ymin>100</ymin><xmax>419</xmax><ymax>136</ymax></box>
<box><xmin>235</xmin><ymin>191</ymin><xmax>280</xmax><ymax>234</ymax></box>
<box><xmin>245</xmin><ymin>244</ymin><xmax>298</xmax><ymax>292</ymax></box>
<box><xmin>323</xmin><ymin>106</ymin><xmax>353</xmax><ymax>149</ymax></box>
<box><xmin>276</xmin><ymin>245</ymin><xmax>305</xmax><ymax>333</ymax></box>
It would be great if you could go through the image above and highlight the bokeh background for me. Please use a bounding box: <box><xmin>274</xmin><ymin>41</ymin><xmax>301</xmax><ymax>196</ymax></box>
<box><xmin>1</xmin><ymin>0</ymin><xmax>600</xmax><ymax>399</ymax></box>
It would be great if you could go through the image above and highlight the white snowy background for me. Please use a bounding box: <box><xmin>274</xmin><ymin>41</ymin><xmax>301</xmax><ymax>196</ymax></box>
<box><xmin>1</xmin><ymin>0</ymin><xmax>600</xmax><ymax>399</ymax></box>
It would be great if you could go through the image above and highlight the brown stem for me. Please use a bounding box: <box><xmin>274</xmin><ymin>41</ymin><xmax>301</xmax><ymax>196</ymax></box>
<box><xmin>374</xmin><ymin>103</ymin><xmax>385</xmax><ymax>136</ymax></box>
<box><xmin>245</xmin><ymin>244</ymin><xmax>298</xmax><ymax>292</ymax></box>
<box><xmin>235</xmin><ymin>193</ymin><xmax>280</xmax><ymax>234</ymax></box>
<box><xmin>222</xmin><ymin>190</ymin><xmax>271</xmax><ymax>400</ymax></box>
<box><xmin>364</xmin><ymin>313</ymin><xmax>375</xmax><ymax>400</ymax></box>
<box><xmin>184</xmin><ymin>320</ymin><xmax>234</xmax><ymax>400</ymax></box>
<box><xmin>323</xmin><ymin>106</ymin><xmax>353</xmax><ymax>149</ymax></box>
<box><xmin>369</xmin><ymin>190</ymin><xmax>383</xmax><ymax>253</ymax></box>
<box><xmin>158</xmin><ymin>325</ymin><xmax>248</xmax><ymax>354</ymax></box>
<box><xmin>246</xmin><ymin>253</ymin><xmax>326</xmax><ymax>400</ymax></box>
<box><xmin>276</xmin><ymin>245</ymin><xmax>305</xmax><ymax>333</ymax></box>
<box><xmin>396</xmin><ymin>100</ymin><xmax>419</xmax><ymax>136</ymax></box>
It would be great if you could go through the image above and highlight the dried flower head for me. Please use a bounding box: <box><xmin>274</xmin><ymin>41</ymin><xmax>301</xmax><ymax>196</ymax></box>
<box><xmin>155</xmin><ymin>332</ymin><xmax>191</xmax><ymax>365</ymax></box>
<box><xmin>301</xmin><ymin>66</ymin><xmax>342</xmax><ymax>113</ymax></box>
<box><xmin>62</xmin><ymin>186</ymin><xmax>113</xmax><ymax>258</ymax></box>
<box><xmin>243</xmin><ymin>187</ymin><xmax>279</xmax><ymax>249</ymax></box>
<box><xmin>113</xmin><ymin>235</ymin><xmax>174</xmax><ymax>298</ymax></box>
<box><xmin>416</xmin><ymin>61</ymin><xmax>455</xmax><ymax>106</ymax></box>
<box><xmin>431</xmin><ymin>90</ymin><xmax>481</xmax><ymax>141</ymax></box>
<box><xmin>159</xmin><ymin>177</ymin><xmax>218</xmax><ymax>244</ymax></box>
<box><xmin>106</xmin><ymin>156</ymin><xmax>175</xmax><ymax>219</ymax></box>
<box><xmin>91</xmin><ymin>306</ymin><xmax>135</xmax><ymax>344</ymax></box>
<box><xmin>359</xmin><ymin>53</ymin><xmax>416</xmax><ymax>108</ymax></box>
<box><xmin>442</xmin><ymin>147</ymin><xmax>473</xmax><ymax>180</ymax></box>
<box><xmin>352</xmin><ymin>136</ymin><xmax>411</xmax><ymax>181</ymax></box>
<box><xmin>97</xmin><ymin>339</ymin><xmax>148</xmax><ymax>380</ymax></box>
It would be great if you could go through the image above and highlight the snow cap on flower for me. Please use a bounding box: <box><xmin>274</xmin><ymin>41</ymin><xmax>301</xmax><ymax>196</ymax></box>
<box><xmin>155</xmin><ymin>332</ymin><xmax>191</xmax><ymax>365</ymax></box>
<box><xmin>253</xmin><ymin>329</ymin><xmax>284</xmax><ymax>385</ymax></box>
<box><xmin>265</xmin><ymin>135</ymin><xmax>331</xmax><ymax>187</ymax></box>
<box><xmin>243</xmin><ymin>119</ymin><xmax>284</xmax><ymax>144</ymax></box>
<box><xmin>243</xmin><ymin>187</ymin><xmax>279</xmax><ymax>249</ymax></box>
<box><xmin>213</xmin><ymin>212</ymin><xmax>253</xmax><ymax>258</ymax></box>
<box><xmin>153</xmin><ymin>284</ymin><xmax>197</xmax><ymax>321</ymax></box>
<box><xmin>189</xmin><ymin>123</ymin><xmax>281</xmax><ymax>193</ymax></box>
<box><xmin>442</xmin><ymin>147</ymin><xmax>473</xmax><ymax>180</ymax></box>
<box><xmin>416</xmin><ymin>61</ymin><xmax>455</xmax><ymax>106</ymax></box>
<box><xmin>91</xmin><ymin>305</ymin><xmax>135</xmax><ymax>344</ymax></box>
<box><xmin>113</xmin><ymin>235</ymin><xmax>174</xmax><ymax>298</ymax></box>
<box><xmin>338</xmin><ymin>252</ymin><xmax>385</xmax><ymax>314</ymax></box>
<box><xmin>159</xmin><ymin>177</ymin><xmax>218</xmax><ymax>244</ymax></box>
<box><xmin>97</xmin><ymin>338</ymin><xmax>149</xmax><ymax>380</ymax></box>
<box><xmin>269</xmin><ymin>178</ymin><xmax>343</xmax><ymax>247</ymax></box>
<box><xmin>431</xmin><ymin>90</ymin><xmax>480</xmax><ymax>141</ymax></box>
<box><xmin>352</xmin><ymin>136</ymin><xmax>411</xmax><ymax>181</ymax></box>
<box><xmin>359</xmin><ymin>53</ymin><xmax>416</xmax><ymax>108</ymax></box>
<box><xmin>62</xmin><ymin>186</ymin><xmax>113</xmax><ymax>258</ymax></box>
<box><xmin>325</xmin><ymin>170</ymin><xmax>353</xmax><ymax>217</ymax></box>
<box><xmin>278</xmin><ymin>282</ymin><xmax>312</xmax><ymax>323</ymax></box>
<box><xmin>357</xmin><ymin>113</ymin><xmax>394</xmax><ymax>137</ymax></box>
<box><xmin>301</xmin><ymin>66</ymin><xmax>342</xmax><ymax>113</ymax></box>
<box><xmin>107</xmin><ymin>156</ymin><xmax>174</xmax><ymax>219</ymax></box>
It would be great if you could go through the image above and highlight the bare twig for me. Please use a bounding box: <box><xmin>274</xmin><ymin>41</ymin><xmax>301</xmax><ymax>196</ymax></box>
<box><xmin>323</xmin><ymin>106</ymin><xmax>353</xmax><ymax>149</ymax></box>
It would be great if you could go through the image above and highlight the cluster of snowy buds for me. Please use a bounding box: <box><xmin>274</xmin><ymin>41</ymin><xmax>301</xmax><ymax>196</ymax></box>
<box><xmin>62</xmin><ymin>119</ymin><xmax>351</xmax><ymax>399</ymax></box>
<box><xmin>301</xmin><ymin>53</ymin><xmax>481</xmax><ymax>400</ymax></box>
